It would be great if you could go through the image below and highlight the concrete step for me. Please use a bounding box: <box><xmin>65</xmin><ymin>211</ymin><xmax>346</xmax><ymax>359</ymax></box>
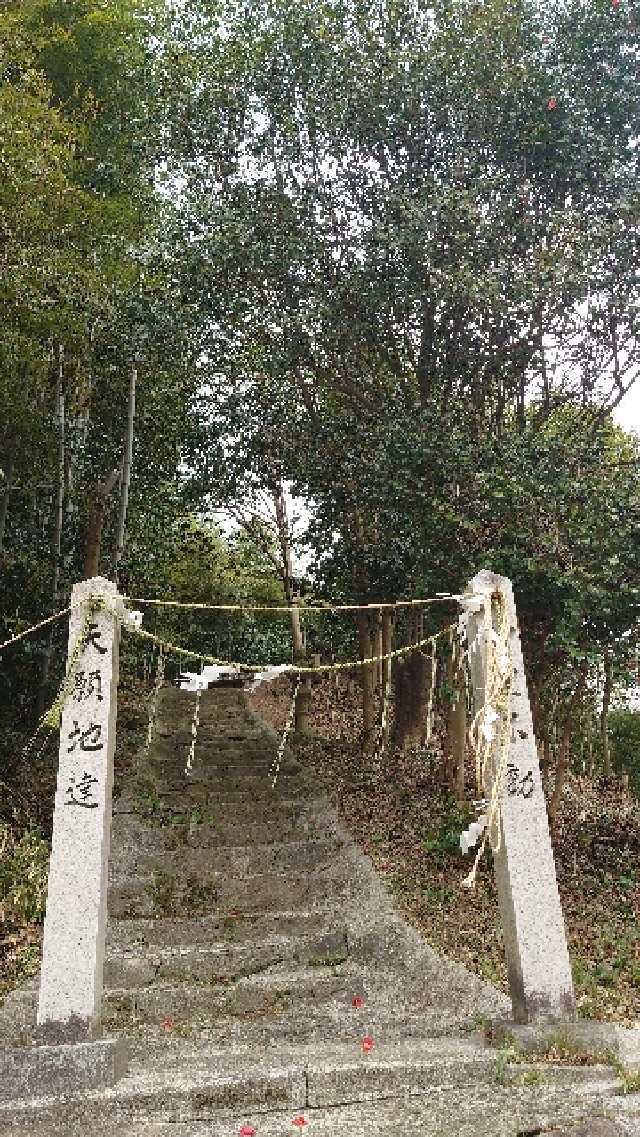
<box><xmin>147</xmin><ymin>749</ymin><xmax>281</xmax><ymax>770</ymax></box>
<box><xmin>108</xmin><ymin>865</ymin><xmax>356</xmax><ymax>919</ymax></box>
<box><xmin>104</xmin><ymin>929</ymin><xmax>349</xmax><ymax>988</ymax></box>
<box><xmin>113</xmin><ymin>791</ymin><xmax>329</xmax><ymax>818</ymax></box>
<box><xmin>153</xmin><ymin>730</ymin><xmax>275</xmax><ymax>745</ymax></box>
<box><xmin>118</xmin><ymin>795</ymin><xmax>330</xmax><ymax>823</ymax></box>
<box><xmin>155</xmin><ymin>719</ymin><xmax>255</xmax><ymax>737</ymax></box>
<box><xmin>160</xmin><ymin>723</ymin><xmax>270</xmax><ymax>741</ymax></box>
<box><xmin>159</xmin><ymin>688</ymin><xmax>246</xmax><ymax>707</ymax></box>
<box><xmin>144</xmin><ymin>784</ymin><xmax>318</xmax><ymax>808</ymax></box>
<box><xmin>111</xmin><ymin>813</ymin><xmax>337</xmax><ymax>852</ymax></box>
<box><xmin>106</xmin><ymin>908</ymin><xmax>341</xmax><ymax>950</ymax></box>
<box><xmin>0</xmin><ymin>927</ymin><xmax>349</xmax><ymax>1047</ymax></box>
<box><xmin>143</xmin><ymin>780</ymin><xmax>319</xmax><ymax>805</ymax></box>
<box><xmin>103</xmin><ymin>965</ymin><xmax>355</xmax><ymax>1025</ymax></box>
<box><xmin>110</xmin><ymin>838</ymin><xmax>347</xmax><ymax>879</ymax></box>
<box><xmin>156</xmin><ymin>718</ymin><xmax>254</xmax><ymax>735</ymax></box>
<box><xmin>0</xmin><ymin>1040</ymin><xmax>622</xmax><ymax>1133</ymax></box>
<box><xmin>144</xmin><ymin>762</ymin><xmax>300</xmax><ymax>784</ymax></box>
<box><xmin>145</xmin><ymin>754</ymin><xmax>293</xmax><ymax>777</ymax></box>
<box><xmin>124</xmin><ymin>1009</ymin><xmax>488</xmax><ymax>1049</ymax></box>
<box><xmin>153</xmin><ymin>738</ymin><xmax>272</xmax><ymax>757</ymax></box>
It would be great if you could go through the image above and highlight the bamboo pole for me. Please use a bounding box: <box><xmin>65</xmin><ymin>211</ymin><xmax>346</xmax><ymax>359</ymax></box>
<box><xmin>114</xmin><ymin>365</ymin><xmax>137</xmax><ymax>570</ymax></box>
<box><xmin>37</xmin><ymin>347</ymin><xmax>65</xmax><ymax>717</ymax></box>
<box><xmin>0</xmin><ymin>460</ymin><xmax>14</xmax><ymax>553</ymax></box>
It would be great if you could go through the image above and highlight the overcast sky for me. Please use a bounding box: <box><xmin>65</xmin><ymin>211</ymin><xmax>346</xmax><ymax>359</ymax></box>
<box><xmin>613</xmin><ymin>383</ymin><xmax>640</xmax><ymax>436</ymax></box>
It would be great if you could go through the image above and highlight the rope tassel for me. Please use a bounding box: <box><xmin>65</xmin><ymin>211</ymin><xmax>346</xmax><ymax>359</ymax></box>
<box><xmin>461</xmin><ymin>596</ymin><xmax>512</xmax><ymax>889</ymax></box>
<box><xmin>144</xmin><ymin>646</ymin><xmax>165</xmax><ymax>757</ymax></box>
<box><xmin>186</xmin><ymin>681</ymin><xmax>202</xmax><ymax>775</ymax></box>
<box><xmin>270</xmin><ymin>678</ymin><xmax>300</xmax><ymax>789</ymax></box>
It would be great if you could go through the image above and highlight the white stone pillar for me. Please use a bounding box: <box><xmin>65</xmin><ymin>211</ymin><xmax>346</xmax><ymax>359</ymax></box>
<box><xmin>37</xmin><ymin>576</ymin><xmax>124</xmax><ymax>1042</ymax></box>
<box><xmin>463</xmin><ymin>570</ymin><xmax>576</xmax><ymax>1024</ymax></box>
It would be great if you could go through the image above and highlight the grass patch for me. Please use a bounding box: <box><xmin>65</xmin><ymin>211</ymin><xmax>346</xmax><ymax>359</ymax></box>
<box><xmin>0</xmin><ymin>821</ymin><xmax>49</xmax><ymax>999</ymax></box>
<box><xmin>309</xmin><ymin>949</ymin><xmax>348</xmax><ymax>967</ymax></box>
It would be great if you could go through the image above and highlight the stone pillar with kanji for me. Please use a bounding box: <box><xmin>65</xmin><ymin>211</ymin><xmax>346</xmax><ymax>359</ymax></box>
<box><xmin>37</xmin><ymin>576</ymin><xmax>124</xmax><ymax>1042</ymax></box>
<box><xmin>463</xmin><ymin>570</ymin><xmax>576</xmax><ymax>1025</ymax></box>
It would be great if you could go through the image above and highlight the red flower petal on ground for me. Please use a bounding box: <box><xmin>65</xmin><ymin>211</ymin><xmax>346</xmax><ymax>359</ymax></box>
<box><xmin>162</xmin><ymin>1016</ymin><xmax>173</xmax><ymax>1030</ymax></box>
<box><xmin>352</xmin><ymin>996</ymin><xmax>364</xmax><ymax>1008</ymax></box>
<box><xmin>229</xmin><ymin>908</ymin><xmax>240</xmax><ymax>917</ymax></box>
<box><xmin>239</xmin><ymin>1127</ymin><xmax>256</xmax><ymax>1136</ymax></box>
<box><xmin>547</xmin><ymin>96</ymin><xmax>557</xmax><ymax>111</ymax></box>
<box><xmin>292</xmin><ymin>1119</ymin><xmax>307</xmax><ymax>1127</ymax></box>
<box><xmin>379</xmin><ymin>862</ymin><xmax>389</xmax><ymax>871</ymax></box>
<box><xmin>362</xmin><ymin>1036</ymin><xmax>374</xmax><ymax>1052</ymax></box>
<box><xmin>542</xmin><ymin>35</ymin><xmax>549</xmax><ymax>44</ymax></box>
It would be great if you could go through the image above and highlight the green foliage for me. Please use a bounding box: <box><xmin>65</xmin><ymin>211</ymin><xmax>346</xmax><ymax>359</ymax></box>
<box><xmin>494</xmin><ymin>1043</ymin><xmax>517</xmax><ymax>1086</ymax></box>
<box><xmin>581</xmin><ymin>709</ymin><xmax>640</xmax><ymax>791</ymax></box>
<box><xmin>606</xmin><ymin>711</ymin><xmax>640</xmax><ymax>792</ymax></box>
<box><xmin>309</xmin><ymin>949</ymin><xmax>348</xmax><ymax>967</ymax></box>
<box><xmin>421</xmin><ymin>806</ymin><xmax>472</xmax><ymax>855</ymax></box>
<box><xmin>0</xmin><ymin>822</ymin><xmax>49</xmax><ymax>930</ymax></box>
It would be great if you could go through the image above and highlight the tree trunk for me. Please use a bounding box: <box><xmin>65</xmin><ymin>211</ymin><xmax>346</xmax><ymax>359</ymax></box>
<box><xmin>392</xmin><ymin>646</ymin><xmax>430</xmax><ymax>750</ymax></box>
<box><xmin>36</xmin><ymin>352</ymin><xmax>65</xmax><ymax>718</ymax></box>
<box><xmin>0</xmin><ymin>460</ymin><xmax>14</xmax><ymax>553</ymax></box>
<box><xmin>601</xmin><ymin>653</ymin><xmax>613</xmax><ymax>778</ymax></box>
<box><xmin>380</xmin><ymin>609</ymin><xmax>393</xmax><ymax>751</ymax></box>
<box><xmin>114</xmin><ymin>365</ymin><xmax>137</xmax><ymax>573</ymax></box>
<box><xmin>549</xmin><ymin>666</ymin><xmax>588</xmax><ymax>821</ymax></box>
<box><xmin>83</xmin><ymin>468</ymin><xmax>119</xmax><ymax>579</ymax></box>
<box><xmin>357</xmin><ymin>611</ymin><xmax>376</xmax><ymax>748</ymax></box>
<box><xmin>586</xmin><ymin>713</ymin><xmax>594</xmax><ymax>778</ymax></box>
<box><xmin>374</xmin><ymin>610</ymin><xmax>383</xmax><ymax>690</ymax></box>
<box><xmin>272</xmin><ymin>481</ymin><xmax>309</xmax><ymax>732</ymax></box>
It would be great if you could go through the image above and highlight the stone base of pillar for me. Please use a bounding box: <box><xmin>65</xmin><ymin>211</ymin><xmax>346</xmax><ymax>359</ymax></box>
<box><xmin>0</xmin><ymin>1037</ymin><xmax>129</xmax><ymax>1101</ymax></box>
<box><xmin>488</xmin><ymin>1019</ymin><xmax>640</xmax><ymax>1080</ymax></box>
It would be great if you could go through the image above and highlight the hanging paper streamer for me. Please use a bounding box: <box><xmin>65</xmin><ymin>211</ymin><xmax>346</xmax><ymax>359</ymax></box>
<box><xmin>269</xmin><ymin>678</ymin><xmax>301</xmax><ymax>789</ymax></box>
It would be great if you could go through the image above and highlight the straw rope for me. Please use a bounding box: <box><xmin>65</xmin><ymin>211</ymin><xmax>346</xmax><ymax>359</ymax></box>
<box><xmin>126</xmin><ymin>594</ymin><xmax>466</xmax><ymax>613</ymax></box>
<box><xmin>0</xmin><ymin>605</ymin><xmax>75</xmax><ymax>652</ymax></box>
<box><xmin>114</xmin><ymin>611</ymin><xmax>457</xmax><ymax>674</ymax></box>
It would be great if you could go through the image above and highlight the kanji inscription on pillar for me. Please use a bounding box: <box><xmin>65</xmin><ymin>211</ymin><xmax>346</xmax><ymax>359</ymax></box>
<box><xmin>37</xmin><ymin>576</ymin><xmax>124</xmax><ymax>1042</ymax></box>
<box><xmin>463</xmin><ymin>571</ymin><xmax>576</xmax><ymax>1025</ymax></box>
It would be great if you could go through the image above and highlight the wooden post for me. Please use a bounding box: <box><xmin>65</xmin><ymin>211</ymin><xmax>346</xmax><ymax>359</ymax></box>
<box><xmin>446</xmin><ymin>644</ymin><xmax>466</xmax><ymax>799</ymax></box>
<box><xmin>37</xmin><ymin>576</ymin><xmax>124</xmax><ymax>1042</ymax></box>
<box><xmin>463</xmin><ymin>571</ymin><xmax>576</xmax><ymax>1024</ymax></box>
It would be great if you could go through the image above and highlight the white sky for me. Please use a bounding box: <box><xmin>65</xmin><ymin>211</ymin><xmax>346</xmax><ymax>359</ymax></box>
<box><xmin>613</xmin><ymin>383</ymin><xmax>640</xmax><ymax>436</ymax></box>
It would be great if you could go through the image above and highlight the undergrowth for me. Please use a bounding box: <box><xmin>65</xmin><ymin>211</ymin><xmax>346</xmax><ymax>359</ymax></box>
<box><xmin>252</xmin><ymin>674</ymin><xmax>640</xmax><ymax>1024</ymax></box>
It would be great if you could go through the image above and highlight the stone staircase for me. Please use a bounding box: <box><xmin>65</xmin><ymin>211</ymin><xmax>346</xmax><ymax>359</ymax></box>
<box><xmin>1</xmin><ymin>687</ymin><xmax>638</xmax><ymax>1136</ymax></box>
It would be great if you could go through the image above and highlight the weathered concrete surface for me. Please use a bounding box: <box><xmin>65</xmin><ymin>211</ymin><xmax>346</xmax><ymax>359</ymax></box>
<box><xmin>491</xmin><ymin>1019</ymin><xmax>640</xmax><ymax>1079</ymax></box>
<box><xmin>547</xmin><ymin>1121</ymin><xmax>634</xmax><ymax>1137</ymax></box>
<box><xmin>0</xmin><ymin>1037</ymin><xmax>128</xmax><ymax>1100</ymax></box>
<box><xmin>0</xmin><ymin>1063</ymin><xmax>635</xmax><ymax>1137</ymax></box>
